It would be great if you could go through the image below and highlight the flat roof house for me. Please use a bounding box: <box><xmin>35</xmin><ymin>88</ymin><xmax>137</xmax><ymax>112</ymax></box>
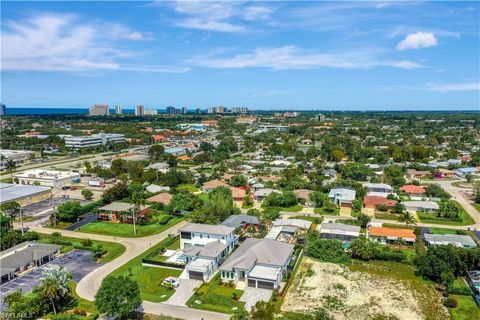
<box><xmin>363</xmin><ymin>183</ymin><xmax>393</xmax><ymax>194</ymax></box>
<box><xmin>403</xmin><ymin>200</ymin><xmax>439</xmax><ymax>213</ymax></box>
<box><xmin>179</xmin><ymin>223</ymin><xmax>237</xmax><ymax>282</ymax></box>
<box><xmin>318</xmin><ymin>223</ymin><xmax>361</xmax><ymax>242</ymax></box>
<box><xmin>328</xmin><ymin>188</ymin><xmax>356</xmax><ymax>207</ymax></box>
<box><xmin>1</xmin><ymin>242</ymin><xmax>60</xmax><ymax>283</ymax></box>
<box><xmin>368</xmin><ymin>227</ymin><xmax>416</xmax><ymax>245</ymax></box>
<box><xmin>219</xmin><ymin>238</ymin><xmax>294</xmax><ymax>290</ymax></box>
<box><xmin>424</xmin><ymin>233</ymin><xmax>477</xmax><ymax>248</ymax></box>
<box><xmin>265</xmin><ymin>219</ymin><xmax>311</xmax><ymax>242</ymax></box>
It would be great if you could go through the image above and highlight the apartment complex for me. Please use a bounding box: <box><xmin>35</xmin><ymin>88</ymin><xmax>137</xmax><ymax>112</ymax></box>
<box><xmin>115</xmin><ymin>105</ymin><xmax>122</xmax><ymax>114</ymax></box>
<box><xmin>64</xmin><ymin>133</ymin><xmax>125</xmax><ymax>148</ymax></box>
<box><xmin>89</xmin><ymin>104</ymin><xmax>109</xmax><ymax>115</ymax></box>
<box><xmin>135</xmin><ymin>105</ymin><xmax>145</xmax><ymax>116</ymax></box>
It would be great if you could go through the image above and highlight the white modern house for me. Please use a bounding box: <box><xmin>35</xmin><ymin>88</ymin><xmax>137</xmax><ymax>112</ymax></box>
<box><xmin>328</xmin><ymin>188</ymin><xmax>356</xmax><ymax>207</ymax></box>
<box><xmin>219</xmin><ymin>238</ymin><xmax>294</xmax><ymax>290</ymax></box>
<box><xmin>179</xmin><ymin>223</ymin><xmax>237</xmax><ymax>282</ymax></box>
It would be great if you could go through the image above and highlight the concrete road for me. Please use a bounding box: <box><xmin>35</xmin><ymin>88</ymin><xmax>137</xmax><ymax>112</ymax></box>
<box><xmin>23</xmin><ymin>221</ymin><xmax>229</xmax><ymax>320</ymax></box>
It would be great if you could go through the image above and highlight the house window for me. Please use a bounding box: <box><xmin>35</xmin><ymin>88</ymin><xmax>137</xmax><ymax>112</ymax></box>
<box><xmin>180</xmin><ymin>232</ymin><xmax>192</xmax><ymax>239</ymax></box>
<box><xmin>200</xmin><ymin>234</ymin><xmax>203</xmax><ymax>239</ymax></box>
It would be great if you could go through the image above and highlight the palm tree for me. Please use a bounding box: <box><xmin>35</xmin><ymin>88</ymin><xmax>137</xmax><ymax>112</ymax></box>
<box><xmin>130</xmin><ymin>191</ymin><xmax>145</xmax><ymax>235</ymax></box>
<box><xmin>5</xmin><ymin>159</ymin><xmax>17</xmax><ymax>172</ymax></box>
<box><xmin>38</xmin><ymin>277</ymin><xmax>60</xmax><ymax>315</ymax></box>
<box><xmin>0</xmin><ymin>201</ymin><xmax>21</xmax><ymax>228</ymax></box>
<box><xmin>397</xmin><ymin>211</ymin><xmax>416</xmax><ymax>227</ymax></box>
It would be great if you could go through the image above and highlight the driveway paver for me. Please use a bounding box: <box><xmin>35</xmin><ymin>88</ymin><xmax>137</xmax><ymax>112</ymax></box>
<box><xmin>165</xmin><ymin>278</ymin><xmax>202</xmax><ymax>306</ymax></box>
<box><xmin>240</xmin><ymin>286</ymin><xmax>272</xmax><ymax>311</ymax></box>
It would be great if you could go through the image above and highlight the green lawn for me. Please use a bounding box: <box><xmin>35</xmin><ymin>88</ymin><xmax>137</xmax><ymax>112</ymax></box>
<box><xmin>176</xmin><ymin>183</ymin><xmax>199</xmax><ymax>192</ymax></box>
<box><xmin>417</xmin><ymin>201</ymin><xmax>475</xmax><ymax>226</ymax></box>
<box><xmin>315</xmin><ymin>206</ymin><xmax>340</xmax><ymax>216</ymax></box>
<box><xmin>110</xmin><ymin>236</ymin><xmax>182</xmax><ymax>302</ymax></box>
<box><xmin>186</xmin><ymin>274</ymin><xmax>245</xmax><ymax>314</ymax></box>
<box><xmin>280</xmin><ymin>204</ymin><xmax>304</xmax><ymax>212</ymax></box>
<box><xmin>198</xmin><ymin>193</ymin><xmax>210</xmax><ymax>202</ymax></box>
<box><xmin>375</xmin><ymin>213</ymin><xmax>400</xmax><ymax>220</ymax></box>
<box><xmin>290</xmin><ymin>215</ymin><xmax>322</xmax><ymax>223</ymax></box>
<box><xmin>38</xmin><ymin>234</ymin><xmax>125</xmax><ymax>263</ymax></box>
<box><xmin>448</xmin><ymin>295</ymin><xmax>480</xmax><ymax>320</ymax></box>
<box><xmin>429</xmin><ymin>227</ymin><xmax>459</xmax><ymax>235</ymax></box>
<box><xmin>77</xmin><ymin>217</ymin><xmax>183</xmax><ymax>238</ymax></box>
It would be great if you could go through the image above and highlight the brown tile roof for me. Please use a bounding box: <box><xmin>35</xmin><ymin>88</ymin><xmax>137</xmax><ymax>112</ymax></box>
<box><xmin>230</xmin><ymin>187</ymin><xmax>246</xmax><ymax>199</ymax></box>
<box><xmin>202</xmin><ymin>179</ymin><xmax>229</xmax><ymax>190</ymax></box>
<box><xmin>146</xmin><ymin>193</ymin><xmax>173</xmax><ymax>205</ymax></box>
<box><xmin>400</xmin><ymin>185</ymin><xmax>426</xmax><ymax>194</ymax></box>
<box><xmin>368</xmin><ymin>227</ymin><xmax>416</xmax><ymax>240</ymax></box>
<box><xmin>363</xmin><ymin>196</ymin><xmax>397</xmax><ymax>207</ymax></box>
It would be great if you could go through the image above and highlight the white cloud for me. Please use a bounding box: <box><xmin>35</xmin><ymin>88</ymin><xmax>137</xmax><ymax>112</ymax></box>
<box><xmin>187</xmin><ymin>46</ymin><xmax>421</xmax><ymax>70</ymax></box>
<box><xmin>168</xmin><ymin>0</ymin><xmax>274</xmax><ymax>32</ymax></box>
<box><xmin>427</xmin><ymin>82</ymin><xmax>480</xmax><ymax>92</ymax></box>
<box><xmin>1</xmin><ymin>12</ymin><xmax>184</xmax><ymax>73</ymax></box>
<box><xmin>396</xmin><ymin>32</ymin><xmax>438</xmax><ymax>50</ymax></box>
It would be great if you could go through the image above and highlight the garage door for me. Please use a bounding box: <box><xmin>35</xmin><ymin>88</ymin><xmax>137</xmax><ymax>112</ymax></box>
<box><xmin>247</xmin><ymin>279</ymin><xmax>256</xmax><ymax>287</ymax></box>
<box><xmin>189</xmin><ymin>271</ymin><xmax>204</xmax><ymax>281</ymax></box>
<box><xmin>257</xmin><ymin>280</ymin><xmax>274</xmax><ymax>290</ymax></box>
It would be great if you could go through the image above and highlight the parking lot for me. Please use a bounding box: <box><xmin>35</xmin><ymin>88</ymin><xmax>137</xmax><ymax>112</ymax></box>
<box><xmin>0</xmin><ymin>250</ymin><xmax>100</xmax><ymax>310</ymax></box>
<box><xmin>22</xmin><ymin>196</ymin><xmax>74</xmax><ymax>216</ymax></box>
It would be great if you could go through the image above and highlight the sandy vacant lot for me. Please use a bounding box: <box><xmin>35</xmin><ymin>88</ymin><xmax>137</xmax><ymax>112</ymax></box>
<box><xmin>282</xmin><ymin>257</ymin><xmax>449</xmax><ymax>320</ymax></box>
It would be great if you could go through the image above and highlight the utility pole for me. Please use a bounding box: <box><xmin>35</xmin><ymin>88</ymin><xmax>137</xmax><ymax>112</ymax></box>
<box><xmin>20</xmin><ymin>209</ymin><xmax>24</xmax><ymax>236</ymax></box>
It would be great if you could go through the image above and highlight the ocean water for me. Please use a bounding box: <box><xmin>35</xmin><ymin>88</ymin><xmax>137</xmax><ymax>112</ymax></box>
<box><xmin>4</xmin><ymin>107</ymin><xmax>135</xmax><ymax>115</ymax></box>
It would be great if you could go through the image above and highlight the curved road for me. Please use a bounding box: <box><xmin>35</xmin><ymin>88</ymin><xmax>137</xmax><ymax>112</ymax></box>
<box><xmin>26</xmin><ymin>222</ymin><xmax>229</xmax><ymax>320</ymax></box>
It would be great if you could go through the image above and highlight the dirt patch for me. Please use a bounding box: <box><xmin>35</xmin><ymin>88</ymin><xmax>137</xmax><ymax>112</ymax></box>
<box><xmin>282</xmin><ymin>257</ymin><xmax>449</xmax><ymax>320</ymax></box>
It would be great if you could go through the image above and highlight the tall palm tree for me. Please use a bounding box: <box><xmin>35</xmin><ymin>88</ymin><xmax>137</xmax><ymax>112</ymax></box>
<box><xmin>397</xmin><ymin>211</ymin><xmax>416</xmax><ymax>228</ymax></box>
<box><xmin>38</xmin><ymin>277</ymin><xmax>60</xmax><ymax>315</ymax></box>
<box><xmin>5</xmin><ymin>159</ymin><xmax>17</xmax><ymax>172</ymax></box>
<box><xmin>130</xmin><ymin>190</ymin><xmax>145</xmax><ymax>235</ymax></box>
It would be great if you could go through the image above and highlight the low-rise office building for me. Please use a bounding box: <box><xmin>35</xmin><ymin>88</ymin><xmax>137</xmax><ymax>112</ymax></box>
<box><xmin>0</xmin><ymin>149</ymin><xmax>35</xmax><ymax>171</ymax></box>
<box><xmin>12</xmin><ymin>169</ymin><xmax>81</xmax><ymax>188</ymax></box>
<box><xmin>64</xmin><ymin>133</ymin><xmax>125</xmax><ymax>148</ymax></box>
<box><xmin>0</xmin><ymin>242</ymin><xmax>60</xmax><ymax>283</ymax></box>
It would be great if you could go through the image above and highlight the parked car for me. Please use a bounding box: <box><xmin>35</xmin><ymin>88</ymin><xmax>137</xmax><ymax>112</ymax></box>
<box><xmin>162</xmin><ymin>276</ymin><xmax>179</xmax><ymax>288</ymax></box>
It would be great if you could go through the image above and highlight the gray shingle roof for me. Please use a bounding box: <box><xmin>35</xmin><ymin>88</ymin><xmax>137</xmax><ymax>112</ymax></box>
<box><xmin>184</xmin><ymin>241</ymin><xmax>228</xmax><ymax>258</ymax></box>
<box><xmin>0</xmin><ymin>242</ymin><xmax>60</xmax><ymax>277</ymax></box>
<box><xmin>221</xmin><ymin>215</ymin><xmax>259</xmax><ymax>228</ymax></box>
<box><xmin>219</xmin><ymin>238</ymin><xmax>294</xmax><ymax>272</ymax></box>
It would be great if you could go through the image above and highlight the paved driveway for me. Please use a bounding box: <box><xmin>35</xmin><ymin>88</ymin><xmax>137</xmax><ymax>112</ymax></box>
<box><xmin>165</xmin><ymin>278</ymin><xmax>202</xmax><ymax>306</ymax></box>
<box><xmin>0</xmin><ymin>250</ymin><xmax>100</xmax><ymax>310</ymax></box>
<box><xmin>240</xmin><ymin>287</ymin><xmax>272</xmax><ymax>311</ymax></box>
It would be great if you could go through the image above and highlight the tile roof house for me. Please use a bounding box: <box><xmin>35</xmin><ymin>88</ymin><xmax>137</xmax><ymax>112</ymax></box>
<box><xmin>368</xmin><ymin>227</ymin><xmax>416</xmax><ymax>245</ymax></box>
<box><xmin>400</xmin><ymin>185</ymin><xmax>426</xmax><ymax>195</ymax></box>
<box><xmin>293</xmin><ymin>189</ymin><xmax>314</xmax><ymax>207</ymax></box>
<box><xmin>230</xmin><ymin>187</ymin><xmax>247</xmax><ymax>201</ymax></box>
<box><xmin>363</xmin><ymin>196</ymin><xmax>397</xmax><ymax>209</ymax></box>
<box><xmin>146</xmin><ymin>193</ymin><xmax>173</xmax><ymax>205</ymax></box>
<box><xmin>98</xmin><ymin>202</ymin><xmax>150</xmax><ymax>223</ymax></box>
<box><xmin>219</xmin><ymin>238</ymin><xmax>294</xmax><ymax>290</ymax></box>
<box><xmin>202</xmin><ymin>179</ymin><xmax>229</xmax><ymax>192</ymax></box>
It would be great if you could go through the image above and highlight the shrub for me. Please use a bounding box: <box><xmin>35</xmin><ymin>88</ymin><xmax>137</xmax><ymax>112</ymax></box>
<box><xmin>443</xmin><ymin>297</ymin><xmax>458</xmax><ymax>308</ymax></box>
<box><xmin>81</xmin><ymin>239</ymin><xmax>93</xmax><ymax>247</ymax></box>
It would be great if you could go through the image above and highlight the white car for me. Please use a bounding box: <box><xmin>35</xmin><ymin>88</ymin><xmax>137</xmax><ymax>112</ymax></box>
<box><xmin>162</xmin><ymin>276</ymin><xmax>179</xmax><ymax>288</ymax></box>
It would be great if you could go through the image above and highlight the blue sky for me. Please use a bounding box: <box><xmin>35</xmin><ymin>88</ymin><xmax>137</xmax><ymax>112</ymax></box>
<box><xmin>1</xmin><ymin>1</ymin><xmax>479</xmax><ymax>110</ymax></box>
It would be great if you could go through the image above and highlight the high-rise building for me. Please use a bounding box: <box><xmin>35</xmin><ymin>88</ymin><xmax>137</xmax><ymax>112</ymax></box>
<box><xmin>144</xmin><ymin>109</ymin><xmax>158</xmax><ymax>115</ymax></box>
<box><xmin>214</xmin><ymin>106</ymin><xmax>226</xmax><ymax>113</ymax></box>
<box><xmin>181</xmin><ymin>106</ymin><xmax>188</xmax><ymax>114</ymax></box>
<box><xmin>318</xmin><ymin>113</ymin><xmax>325</xmax><ymax>121</ymax></box>
<box><xmin>0</xmin><ymin>103</ymin><xmax>6</xmax><ymax>116</ymax></box>
<box><xmin>166</xmin><ymin>106</ymin><xmax>177</xmax><ymax>114</ymax></box>
<box><xmin>135</xmin><ymin>105</ymin><xmax>145</xmax><ymax>116</ymax></box>
<box><xmin>89</xmin><ymin>104</ymin><xmax>109</xmax><ymax>116</ymax></box>
<box><xmin>231</xmin><ymin>107</ymin><xmax>249</xmax><ymax>113</ymax></box>
<box><xmin>115</xmin><ymin>105</ymin><xmax>122</xmax><ymax>115</ymax></box>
